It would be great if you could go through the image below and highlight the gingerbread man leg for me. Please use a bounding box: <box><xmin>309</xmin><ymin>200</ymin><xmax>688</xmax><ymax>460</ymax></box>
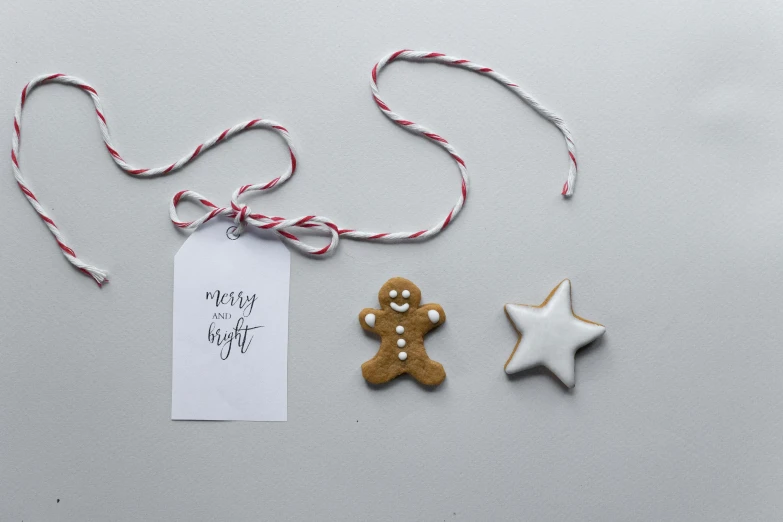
<box><xmin>405</xmin><ymin>356</ymin><xmax>447</xmax><ymax>386</ymax></box>
<box><xmin>361</xmin><ymin>355</ymin><xmax>405</xmax><ymax>385</ymax></box>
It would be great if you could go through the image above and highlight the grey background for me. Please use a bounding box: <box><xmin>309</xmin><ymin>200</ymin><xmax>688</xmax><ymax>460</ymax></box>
<box><xmin>1</xmin><ymin>1</ymin><xmax>782</xmax><ymax>520</ymax></box>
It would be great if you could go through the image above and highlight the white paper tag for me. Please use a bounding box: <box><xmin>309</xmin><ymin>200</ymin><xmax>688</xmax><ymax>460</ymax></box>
<box><xmin>171</xmin><ymin>222</ymin><xmax>290</xmax><ymax>421</ymax></box>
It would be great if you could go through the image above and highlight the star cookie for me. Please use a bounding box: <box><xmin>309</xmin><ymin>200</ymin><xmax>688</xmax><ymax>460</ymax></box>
<box><xmin>504</xmin><ymin>279</ymin><xmax>605</xmax><ymax>388</ymax></box>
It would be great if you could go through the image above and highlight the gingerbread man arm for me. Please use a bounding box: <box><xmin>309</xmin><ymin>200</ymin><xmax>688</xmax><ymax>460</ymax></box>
<box><xmin>359</xmin><ymin>308</ymin><xmax>386</xmax><ymax>334</ymax></box>
<box><xmin>414</xmin><ymin>303</ymin><xmax>445</xmax><ymax>334</ymax></box>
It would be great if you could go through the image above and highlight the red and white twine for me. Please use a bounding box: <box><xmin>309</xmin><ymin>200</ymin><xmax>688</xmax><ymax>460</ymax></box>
<box><xmin>12</xmin><ymin>50</ymin><xmax>577</xmax><ymax>286</ymax></box>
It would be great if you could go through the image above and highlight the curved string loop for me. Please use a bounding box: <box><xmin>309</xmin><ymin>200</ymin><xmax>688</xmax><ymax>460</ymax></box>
<box><xmin>11</xmin><ymin>73</ymin><xmax>297</xmax><ymax>285</ymax></box>
<box><xmin>173</xmin><ymin>50</ymin><xmax>578</xmax><ymax>248</ymax></box>
<box><xmin>13</xmin><ymin>50</ymin><xmax>577</xmax><ymax>286</ymax></box>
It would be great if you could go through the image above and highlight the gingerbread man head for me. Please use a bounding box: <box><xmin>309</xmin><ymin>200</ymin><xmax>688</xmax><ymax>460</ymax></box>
<box><xmin>377</xmin><ymin>277</ymin><xmax>422</xmax><ymax>312</ymax></box>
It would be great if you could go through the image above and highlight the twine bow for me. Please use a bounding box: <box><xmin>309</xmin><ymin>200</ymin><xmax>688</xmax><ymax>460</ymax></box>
<box><xmin>170</xmin><ymin>186</ymin><xmax>341</xmax><ymax>255</ymax></box>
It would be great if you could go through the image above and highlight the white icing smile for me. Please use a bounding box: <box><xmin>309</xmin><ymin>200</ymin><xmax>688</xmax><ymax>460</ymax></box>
<box><xmin>390</xmin><ymin>302</ymin><xmax>409</xmax><ymax>312</ymax></box>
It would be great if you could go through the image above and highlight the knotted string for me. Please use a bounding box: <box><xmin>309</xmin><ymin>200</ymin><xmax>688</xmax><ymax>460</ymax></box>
<box><xmin>170</xmin><ymin>187</ymin><xmax>341</xmax><ymax>255</ymax></box>
<box><xmin>13</xmin><ymin>50</ymin><xmax>578</xmax><ymax>286</ymax></box>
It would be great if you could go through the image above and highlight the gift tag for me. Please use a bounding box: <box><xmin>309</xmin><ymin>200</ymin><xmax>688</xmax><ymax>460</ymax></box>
<box><xmin>171</xmin><ymin>222</ymin><xmax>290</xmax><ymax>421</ymax></box>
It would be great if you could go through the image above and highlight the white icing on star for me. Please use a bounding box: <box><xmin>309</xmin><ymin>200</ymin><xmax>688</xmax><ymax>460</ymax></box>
<box><xmin>504</xmin><ymin>279</ymin><xmax>605</xmax><ymax>389</ymax></box>
<box><xmin>389</xmin><ymin>290</ymin><xmax>398</xmax><ymax>298</ymax></box>
<box><xmin>397</xmin><ymin>339</ymin><xmax>406</xmax><ymax>348</ymax></box>
<box><xmin>402</xmin><ymin>290</ymin><xmax>410</xmax><ymax>298</ymax></box>
<box><xmin>398</xmin><ymin>351</ymin><xmax>408</xmax><ymax>361</ymax></box>
<box><xmin>427</xmin><ymin>310</ymin><xmax>440</xmax><ymax>323</ymax></box>
<box><xmin>365</xmin><ymin>313</ymin><xmax>376</xmax><ymax>327</ymax></box>
<box><xmin>390</xmin><ymin>302</ymin><xmax>409</xmax><ymax>312</ymax></box>
<box><xmin>396</xmin><ymin>325</ymin><xmax>404</xmax><ymax>334</ymax></box>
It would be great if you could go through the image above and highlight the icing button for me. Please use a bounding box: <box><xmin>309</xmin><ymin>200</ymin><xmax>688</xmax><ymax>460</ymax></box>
<box><xmin>398</xmin><ymin>351</ymin><xmax>408</xmax><ymax>361</ymax></box>
<box><xmin>397</xmin><ymin>339</ymin><xmax>406</xmax><ymax>348</ymax></box>
<box><xmin>396</xmin><ymin>326</ymin><xmax>404</xmax><ymax>334</ymax></box>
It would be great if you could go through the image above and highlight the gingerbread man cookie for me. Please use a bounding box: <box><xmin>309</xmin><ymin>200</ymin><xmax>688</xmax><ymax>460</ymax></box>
<box><xmin>359</xmin><ymin>277</ymin><xmax>446</xmax><ymax>386</ymax></box>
